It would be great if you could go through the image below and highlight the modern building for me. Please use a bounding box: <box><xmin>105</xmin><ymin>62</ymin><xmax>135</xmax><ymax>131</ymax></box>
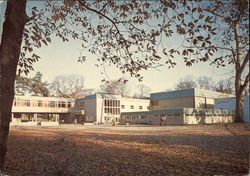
<box><xmin>11</xmin><ymin>96</ymin><xmax>74</xmax><ymax>126</ymax></box>
<box><xmin>121</xmin><ymin>88</ymin><xmax>236</xmax><ymax>125</ymax></box>
<box><xmin>73</xmin><ymin>94</ymin><xmax>150</xmax><ymax>124</ymax></box>
<box><xmin>10</xmin><ymin>88</ymin><xmax>241</xmax><ymax>126</ymax></box>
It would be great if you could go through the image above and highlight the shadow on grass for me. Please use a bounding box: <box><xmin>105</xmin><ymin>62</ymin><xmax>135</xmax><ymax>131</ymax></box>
<box><xmin>4</xmin><ymin>129</ymin><xmax>250</xmax><ymax>176</ymax></box>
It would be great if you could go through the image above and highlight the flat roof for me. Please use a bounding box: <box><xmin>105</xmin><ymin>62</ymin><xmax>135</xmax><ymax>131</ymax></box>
<box><xmin>150</xmin><ymin>88</ymin><xmax>235</xmax><ymax>100</ymax></box>
<box><xmin>15</xmin><ymin>96</ymin><xmax>73</xmax><ymax>102</ymax></box>
<box><xmin>76</xmin><ymin>93</ymin><xmax>150</xmax><ymax>101</ymax></box>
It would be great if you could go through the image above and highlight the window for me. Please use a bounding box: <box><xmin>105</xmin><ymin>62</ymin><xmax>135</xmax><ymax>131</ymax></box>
<box><xmin>104</xmin><ymin>99</ymin><xmax>120</xmax><ymax>115</ymax></box>
<box><xmin>38</xmin><ymin>100</ymin><xmax>43</xmax><ymax>107</ymax></box>
<box><xmin>68</xmin><ymin>102</ymin><xmax>71</xmax><ymax>108</ymax></box>
<box><xmin>121</xmin><ymin>105</ymin><xmax>125</xmax><ymax>109</ymax></box>
<box><xmin>139</xmin><ymin>106</ymin><xmax>143</xmax><ymax>109</ymax></box>
<box><xmin>58</xmin><ymin>101</ymin><xmax>66</xmax><ymax>108</ymax></box>
<box><xmin>147</xmin><ymin>106</ymin><xmax>150</xmax><ymax>110</ymax></box>
<box><xmin>130</xmin><ymin>105</ymin><xmax>134</xmax><ymax>109</ymax></box>
<box><xmin>24</xmin><ymin>100</ymin><xmax>30</xmax><ymax>107</ymax></box>
<box><xmin>48</xmin><ymin>101</ymin><xmax>56</xmax><ymax>107</ymax></box>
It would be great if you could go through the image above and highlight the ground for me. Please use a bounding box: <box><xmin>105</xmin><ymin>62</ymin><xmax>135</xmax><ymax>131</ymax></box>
<box><xmin>4</xmin><ymin>123</ymin><xmax>250</xmax><ymax>176</ymax></box>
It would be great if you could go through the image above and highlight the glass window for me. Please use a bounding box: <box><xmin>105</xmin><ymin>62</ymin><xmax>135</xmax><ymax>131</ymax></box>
<box><xmin>38</xmin><ymin>100</ymin><xmax>43</xmax><ymax>107</ymax></box>
<box><xmin>48</xmin><ymin>101</ymin><xmax>56</xmax><ymax>107</ymax></box>
<box><xmin>130</xmin><ymin>105</ymin><xmax>134</xmax><ymax>109</ymax></box>
<box><xmin>121</xmin><ymin>105</ymin><xmax>125</xmax><ymax>109</ymax></box>
<box><xmin>25</xmin><ymin>100</ymin><xmax>30</xmax><ymax>107</ymax></box>
<box><xmin>139</xmin><ymin>106</ymin><xmax>143</xmax><ymax>109</ymax></box>
<box><xmin>58</xmin><ymin>101</ymin><xmax>66</xmax><ymax>108</ymax></box>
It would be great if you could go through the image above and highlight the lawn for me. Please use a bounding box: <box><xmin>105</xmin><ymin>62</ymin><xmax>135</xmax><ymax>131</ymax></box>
<box><xmin>4</xmin><ymin>123</ymin><xmax>250</xmax><ymax>176</ymax></box>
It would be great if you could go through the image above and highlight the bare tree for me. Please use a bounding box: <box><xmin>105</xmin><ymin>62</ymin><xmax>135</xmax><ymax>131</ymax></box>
<box><xmin>175</xmin><ymin>75</ymin><xmax>197</xmax><ymax>90</ymax></box>
<box><xmin>196</xmin><ymin>76</ymin><xmax>215</xmax><ymax>90</ymax></box>
<box><xmin>136</xmin><ymin>84</ymin><xmax>151</xmax><ymax>98</ymax></box>
<box><xmin>100</xmin><ymin>78</ymin><xmax>130</xmax><ymax>97</ymax></box>
<box><xmin>215</xmin><ymin>79</ymin><xmax>234</xmax><ymax>94</ymax></box>
<box><xmin>50</xmin><ymin>74</ymin><xmax>93</xmax><ymax>99</ymax></box>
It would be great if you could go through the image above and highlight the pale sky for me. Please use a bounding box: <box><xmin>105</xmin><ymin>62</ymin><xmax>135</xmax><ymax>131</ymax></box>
<box><xmin>0</xmin><ymin>1</ymin><xmax>235</xmax><ymax>94</ymax></box>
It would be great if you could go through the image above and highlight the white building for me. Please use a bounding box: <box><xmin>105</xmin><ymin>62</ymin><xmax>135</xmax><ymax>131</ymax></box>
<box><xmin>74</xmin><ymin>94</ymin><xmax>150</xmax><ymax>124</ymax></box>
<box><xmin>11</xmin><ymin>96</ymin><xmax>74</xmax><ymax>126</ymax></box>
<box><xmin>10</xmin><ymin>88</ymin><xmax>243</xmax><ymax>126</ymax></box>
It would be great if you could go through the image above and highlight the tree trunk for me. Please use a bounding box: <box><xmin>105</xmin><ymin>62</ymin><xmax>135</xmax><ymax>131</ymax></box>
<box><xmin>234</xmin><ymin>73</ymin><xmax>244</xmax><ymax>123</ymax></box>
<box><xmin>0</xmin><ymin>0</ymin><xmax>27</xmax><ymax>170</ymax></box>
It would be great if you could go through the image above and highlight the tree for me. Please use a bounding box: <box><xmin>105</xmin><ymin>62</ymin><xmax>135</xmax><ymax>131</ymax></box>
<box><xmin>15</xmin><ymin>75</ymin><xmax>30</xmax><ymax>96</ymax></box>
<box><xmin>136</xmin><ymin>84</ymin><xmax>151</xmax><ymax>98</ymax></box>
<box><xmin>15</xmin><ymin>72</ymin><xmax>49</xmax><ymax>96</ymax></box>
<box><xmin>100</xmin><ymin>78</ymin><xmax>130</xmax><ymax>97</ymax></box>
<box><xmin>166</xmin><ymin>0</ymin><xmax>249</xmax><ymax>123</ymax></box>
<box><xmin>50</xmin><ymin>74</ymin><xmax>92</xmax><ymax>99</ymax></box>
<box><xmin>30</xmin><ymin>72</ymin><xmax>49</xmax><ymax>96</ymax></box>
<box><xmin>0</xmin><ymin>0</ymin><xmax>249</xmax><ymax>169</ymax></box>
<box><xmin>196</xmin><ymin>76</ymin><xmax>215</xmax><ymax>90</ymax></box>
<box><xmin>175</xmin><ymin>75</ymin><xmax>197</xmax><ymax>90</ymax></box>
<box><xmin>215</xmin><ymin>79</ymin><xmax>234</xmax><ymax>94</ymax></box>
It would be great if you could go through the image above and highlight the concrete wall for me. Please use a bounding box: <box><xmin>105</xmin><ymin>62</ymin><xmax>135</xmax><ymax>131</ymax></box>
<box><xmin>10</xmin><ymin>122</ymin><xmax>38</xmax><ymax>126</ymax></box>
<box><xmin>184</xmin><ymin>115</ymin><xmax>234</xmax><ymax>124</ymax></box>
<box><xmin>121</xmin><ymin>98</ymin><xmax>150</xmax><ymax>112</ymax></box>
<box><xmin>40</xmin><ymin>122</ymin><xmax>59</xmax><ymax>126</ymax></box>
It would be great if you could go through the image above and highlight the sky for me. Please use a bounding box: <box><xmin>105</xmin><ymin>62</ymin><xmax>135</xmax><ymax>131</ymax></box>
<box><xmin>0</xmin><ymin>1</ymin><xmax>235</xmax><ymax>95</ymax></box>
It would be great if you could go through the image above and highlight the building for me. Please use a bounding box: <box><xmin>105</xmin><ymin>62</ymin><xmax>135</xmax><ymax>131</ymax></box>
<box><xmin>121</xmin><ymin>88</ymin><xmax>235</xmax><ymax>125</ymax></box>
<box><xmin>74</xmin><ymin>94</ymin><xmax>150</xmax><ymax>124</ymax></box>
<box><xmin>10</xmin><ymin>88</ymin><xmax>239</xmax><ymax>126</ymax></box>
<box><xmin>11</xmin><ymin>96</ymin><xmax>74</xmax><ymax>126</ymax></box>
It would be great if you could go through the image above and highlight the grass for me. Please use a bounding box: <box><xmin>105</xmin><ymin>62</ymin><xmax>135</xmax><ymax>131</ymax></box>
<box><xmin>4</xmin><ymin>123</ymin><xmax>250</xmax><ymax>176</ymax></box>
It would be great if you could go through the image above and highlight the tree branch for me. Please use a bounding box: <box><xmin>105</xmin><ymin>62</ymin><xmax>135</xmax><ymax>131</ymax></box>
<box><xmin>183</xmin><ymin>45</ymin><xmax>233</xmax><ymax>52</ymax></box>
<box><xmin>238</xmin><ymin>50</ymin><xmax>249</xmax><ymax>75</ymax></box>
<box><xmin>77</xmin><ymin>0</ymin><xmax>120</xmax><ymax>35</ymax></box>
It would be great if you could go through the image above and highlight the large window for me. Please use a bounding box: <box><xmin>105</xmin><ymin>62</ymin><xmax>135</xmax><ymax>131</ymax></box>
<box><xmin>104</xmin><ymin>99</ymin><xmax>120</xmax><ymax>115</ymax></box>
